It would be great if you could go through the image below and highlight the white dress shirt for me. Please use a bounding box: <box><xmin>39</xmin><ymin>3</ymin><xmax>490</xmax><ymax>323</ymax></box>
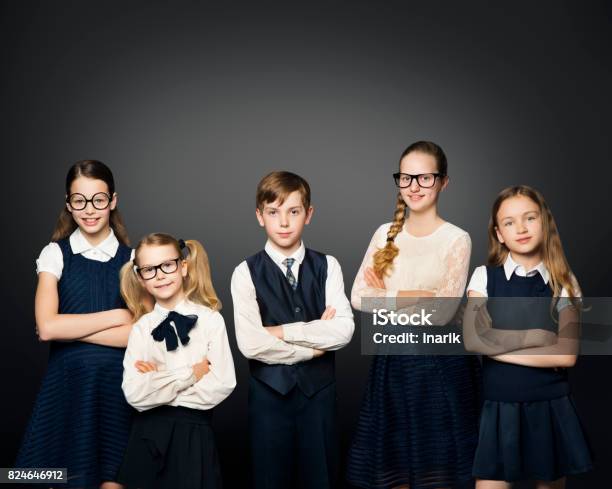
<box><xmin>230</xmin><ymin>240</ymin><xmax>355</xmax><ymax>365</ymax></box>
<box><xmin>122</xmin><ymin>299</ymin><xmax>236</xmax><ymax>412</ymax></box>
<box><xmin>467</xmin><ymin>253</ymin><xmax>579</xmax><ymax>311</ymax></box>
<box><xmin>36</xmin><ymin>228</ymin><xmax>134</xmax><ymax>279</ymax></box>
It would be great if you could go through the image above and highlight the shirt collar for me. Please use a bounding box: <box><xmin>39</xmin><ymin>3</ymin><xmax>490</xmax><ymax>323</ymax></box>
<box><xmin>69</xmin><ymin>227</ymin><xmax>119</xmax><ymax>258</ymax></box>
<box><xmin>153</xmin><ymin>298</ymin><xmax>191</xmax><ymax>317</ymax></box>
<box><xmin>264</xmin><ymin>240</ymin><xmax>305</xmax><ymax>269</ymax></box>
<box><xmin>503</xmin><ymin>253</ymin><xmax>550</xmax><ymax>284</ymax></box>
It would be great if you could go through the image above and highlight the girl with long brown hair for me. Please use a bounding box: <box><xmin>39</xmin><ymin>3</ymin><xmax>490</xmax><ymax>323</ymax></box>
<box><xmin>346</xmin><ymin>141</ymin><xmax>482</xmax><ymax>489</ymax></box>
<box><xmin>117</xmin><ymin>233</ymin><xmax>235</xmax><ymax>489</ymax></box>
<box><xmin>466</xmin><ymin>186</ymin><xmax>592</xmax><ymax>488</ymax></box>
<box><xmin>16</xmin><ymin>160</ymin><xmax>134</xmax><ymax>489</ymax></box>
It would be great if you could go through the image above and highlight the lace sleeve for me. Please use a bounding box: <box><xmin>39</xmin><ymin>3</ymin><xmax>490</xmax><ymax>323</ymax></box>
<box><xmin>351</xmin><ymin>225</ymin><xmax>390</xmax><ymax>311</ymax></box>
<box><xmin>435</xmin><ymin>233</ymin><xmax>471</xmax><ymax>298</ymax></box>
<box><xmin>427</xmin><ymin>233</ymin><xmax>471</xmax><ymax>326</ymax></box>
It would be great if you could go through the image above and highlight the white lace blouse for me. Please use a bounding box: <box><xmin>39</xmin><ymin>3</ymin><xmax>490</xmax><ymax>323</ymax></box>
<box><xmin>351</xmin><ymin>221</ymin><xmax>471</xmax><ymax>323</ymax></box>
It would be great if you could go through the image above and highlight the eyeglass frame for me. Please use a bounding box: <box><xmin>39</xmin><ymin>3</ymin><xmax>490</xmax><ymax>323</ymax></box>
<box><xmin>134</xmin><ymin>257</ymin><xmax>182</xmax><ymax>280</ymax></box>
<box><xmin>392</xmin><ymin>172</ymin><xmax>444</xmax><ymax>189</ymax></box>
<box><xmin>66</xmin><ymin>192</ymin><xmax>113</xmax><ymax>210</ymax></box>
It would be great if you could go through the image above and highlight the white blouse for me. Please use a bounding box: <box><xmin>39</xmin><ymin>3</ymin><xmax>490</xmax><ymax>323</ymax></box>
<box><xmin>352</xmin><ymin>221</ymin><xmax>472</xmax><ymax>305</ymax></box>
<box><xmin>36</xmin><ymin>228</ymin><xmax>134</xmax><ymax>279</ymax></box>
<box><xmin>122</xmin><ymin>299</ymin><xmax>236</xmax><ymax>412</ymax></box>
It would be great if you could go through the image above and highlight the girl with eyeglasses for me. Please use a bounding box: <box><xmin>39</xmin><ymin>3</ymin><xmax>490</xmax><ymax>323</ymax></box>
<box><xmin>346</xmin><ymin>141</ymin><xmax>482</xmax><ymax>489</ymax></box>
<box><xmin>117</xmin><ymin>233</ymin><xmax>236</xmax><ymax>489</ymax></box>
<box><xmin>16</xmin><ymin>160</ymin><xmax>135</xmax><ymax>488</ymax></box>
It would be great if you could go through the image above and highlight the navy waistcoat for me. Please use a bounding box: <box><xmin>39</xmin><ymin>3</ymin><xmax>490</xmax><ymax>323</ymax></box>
<box><xmin>482</xmin><ymin>265</ymin><xmax>569</xmax><ymax>401</ymax></box>
<box><xmin>246</xmin><ymin>248</ymin><xmax>335</xmax><ymax>397</ymax></box>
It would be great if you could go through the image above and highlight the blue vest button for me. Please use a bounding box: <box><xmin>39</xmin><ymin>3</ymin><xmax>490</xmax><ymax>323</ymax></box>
<box><xmin>295</xmin><ymin>306</ymin><xmax>301</xmax><ymax>313</ymax></box>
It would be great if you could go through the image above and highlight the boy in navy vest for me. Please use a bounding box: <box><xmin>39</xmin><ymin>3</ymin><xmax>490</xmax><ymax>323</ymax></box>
<box><xmin>231</xmin><ymin>171</ymin><xmax>355</xmax><ymax>489</ymax></box>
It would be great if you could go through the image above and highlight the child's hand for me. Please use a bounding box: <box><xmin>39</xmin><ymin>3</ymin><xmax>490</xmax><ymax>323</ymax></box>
<box><xmin>135</xmin><ymin>360</ymin><xmax>158</xmax><ymax>373</ymax></box>
<box><xmin>313</xmin><ymin>349</ymin><xmax>325</xmax><ymax>357</ymax></box>
<box><xmin>192</xmin><ymin>358</ymin><xmax>211</xmax><ymax>381</ymax></box>
<box><xmin>365</xmin><ymin>267</ymin><xmax>386</xmax><ymax>289</ymax></box>
<box><xmin>320</xmin><ymin>306</ymin><xmax>336</xmax><ymax>320</ymax></box>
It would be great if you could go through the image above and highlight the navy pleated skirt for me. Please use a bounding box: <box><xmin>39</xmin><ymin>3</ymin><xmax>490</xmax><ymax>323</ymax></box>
<box><xmin>118</xmin><ymin>405</ymin><xmax>222</xmax><ymax>489</ymax></box>
<box><xmin>473</xmin><ymin>396</ymin><xmax>593</xmax><ymax>482</ymax></box>
<box><xmin>16</xmin><ymin>341</ymin><xmax>133</xmax><ymax>488</ymax></box>
<box><xmin>347</xmin><ymin>355</ymin><xmax>482</xmax><ymax>489</ymax></box>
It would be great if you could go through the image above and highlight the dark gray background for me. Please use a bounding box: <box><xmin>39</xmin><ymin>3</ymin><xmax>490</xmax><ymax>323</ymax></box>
<box><xmin>2</xmin><ymin>1</ymin><xmax>611</xmax><ymax>487</ymax></box>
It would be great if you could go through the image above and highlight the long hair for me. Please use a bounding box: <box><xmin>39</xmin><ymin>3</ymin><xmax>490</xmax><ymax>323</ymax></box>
<box><xmin>120</xmin><ymin>233</ymin><xmax>221</xmax><ymax>321</ymax></box>
<box><xmin>373</xmin><ymin>141</ymin><xmax>448</xmax><ymax>277</ymax></box>
<box><xmin>51</xmin><ymin>160</ymin><xmax>130</xmax><ymax>245</ymax></box>
<box><xmin>487</xmin><ymin>185</ymin><xmax>580</xmax><ymax>302</ymax></box>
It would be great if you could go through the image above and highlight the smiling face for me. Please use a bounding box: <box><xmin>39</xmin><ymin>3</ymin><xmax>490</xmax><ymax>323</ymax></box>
<box><xmin>495</xmin><ymin>195</ymin><xmax>544</xmax><ymax>258</ymax></box>
<box><xmin>136</xmin><ymin>244</ymin><xmax>187</xmax><ymax>308</ymax></box>
<box><xmin>66</xmin><ymin>176</ymin><xmax>117</xmax><ymax>243</ymax></box>
<box><xmin>398</xmin><ymin>151</ymin><xmax>448</xmax><ymax>213</ymax></box>
<box><xmin>256</xmin><ymin>190</ymin><xmax>313</xmax><ymax>256</ymax></box>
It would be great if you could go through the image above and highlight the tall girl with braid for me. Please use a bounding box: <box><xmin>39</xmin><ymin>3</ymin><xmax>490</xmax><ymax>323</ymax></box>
<box><xmin>346</xmin><ymin>141</ymin><xmax>482</xmax><ymax>489</ymax></box>
<box><xmin>16</xmin><ymin>160</ymin><xmax>135</xmax><ymax>489</ymax></box>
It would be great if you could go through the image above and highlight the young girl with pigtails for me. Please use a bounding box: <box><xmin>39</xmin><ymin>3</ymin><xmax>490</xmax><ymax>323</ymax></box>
<box><xmin>117</xmin><ymin>233</ymin><xmax>236</xmax><ymax>489</ymax></box>
<box><xmin>465</xmin><ymin>185</ymin><xmax>592</xmax><ymax>489</ymax></box>
<box><xmin>346</xmin><ymin>141</ymin><xmax>482</xmax><ymax>489</ymax></box>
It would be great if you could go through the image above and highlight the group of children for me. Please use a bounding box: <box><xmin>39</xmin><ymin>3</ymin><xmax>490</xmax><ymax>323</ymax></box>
<box><xmin>15</xmin><ymin>145</ymin><xmax>592</xmax><ymax>489</ymax></box>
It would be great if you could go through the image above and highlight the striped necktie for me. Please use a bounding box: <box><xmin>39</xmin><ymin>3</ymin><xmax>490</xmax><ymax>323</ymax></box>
<box><xmin>283</xmin><ymin>258</ymin><xmax>297</xmax><ymax>290</ymax></box>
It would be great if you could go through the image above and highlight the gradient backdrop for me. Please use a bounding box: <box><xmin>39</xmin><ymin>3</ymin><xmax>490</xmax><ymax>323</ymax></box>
<box><xmin>2</xmin><ymin>1</ymin><xmax>611</xmax><ymax>488</ymax></box>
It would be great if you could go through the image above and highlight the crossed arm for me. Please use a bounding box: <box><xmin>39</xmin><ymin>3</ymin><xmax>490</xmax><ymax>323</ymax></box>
<box><xmin>122</xmin><ymin>314</ymin><xmax>236</xmax><ymax>412</ymax></box>
<box><xmin>230</xmin><ymin>257</ymin><xmax>354</xmax><ymax>364</ymax></box>
<box><xmin>35</xmin><ymin>271</ymin><xmax>134</xmax><ymax>346</ymax></box>
<box><xmin>463</xmin><ymin>290</ymin><xmax>579</xmax><ymax>368</ymax></box>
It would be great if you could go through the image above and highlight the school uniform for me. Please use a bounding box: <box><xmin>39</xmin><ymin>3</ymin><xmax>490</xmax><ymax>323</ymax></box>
<box><xmin>346</xmin><ymin>222</ymin><xmax>482</xmax><ymax>489</ymax></box>
<box><xmin>118</xmin><ymin>299</ymin><xmax>236</xmax><ymax>489</ymax></box>
<box><xmin>16</xmin><ymin>228</ymin><xmax>134</xmax><ymax>488</ymax></box>
<box><xmin>467</xmin><ymin>254</ymin><xmax>593</xmax><ymax>482</ymax></box>
<box><xmin>231</xmin><ymin>241</ymin><xmax>354</xmax><ymax>489</ymax></box>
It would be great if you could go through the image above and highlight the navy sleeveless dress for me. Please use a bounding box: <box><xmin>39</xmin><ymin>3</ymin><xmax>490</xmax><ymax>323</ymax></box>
<box><xmin>347</xmin><ymin>354</ymin><xmax>481</xmax><ymax>488</ymax></box>
<box><xmin>16</xmin><ymin>238</ymin><xmax>134</xmax><ymax>488</ymax></box>
<box><xmin>472</xmin><ymin>266</ymin><xmax>593</xmax><ymax>482</ymax></box>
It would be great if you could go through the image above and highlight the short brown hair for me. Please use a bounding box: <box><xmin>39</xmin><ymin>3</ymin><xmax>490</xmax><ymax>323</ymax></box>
<box><xmin>256</xmin><ymin>171</ymin><xmax>311</xmax><ymax>210</ymax></box>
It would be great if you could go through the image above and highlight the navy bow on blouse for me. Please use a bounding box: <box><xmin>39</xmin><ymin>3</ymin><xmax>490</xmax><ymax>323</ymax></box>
<box><xmin>151</xmin><ymin>310</ymin><xmax>198</xmax><ymax>351</ymax></box>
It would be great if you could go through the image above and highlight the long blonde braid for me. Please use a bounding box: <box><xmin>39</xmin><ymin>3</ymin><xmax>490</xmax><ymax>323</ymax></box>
<box><xmin>372</xmin><ymin>193</ymin><xmax>407</xmax><ymax>277</ymax></box>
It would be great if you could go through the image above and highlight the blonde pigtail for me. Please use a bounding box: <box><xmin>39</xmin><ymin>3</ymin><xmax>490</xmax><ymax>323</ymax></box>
<box><xmin>183</xmin><ymin>240</ymin><xmax>222</xmax><ymax>311</ymax></box>
<box><xmin>119</xmin><ymin>260</ymin><xmax>152</xmax><ymax>321</ymax></box>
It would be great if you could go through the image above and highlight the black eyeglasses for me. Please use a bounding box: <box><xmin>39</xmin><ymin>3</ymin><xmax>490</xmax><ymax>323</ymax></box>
<box><xmin>393</xmin><ymin>172</ymin><xmax>443</xmax><ymax>189</ymax></box>
<box><xmin>67</xmin><ymin>192</ymin><xmax>112</xmax><ymax>210</ymax></box>
<box><xmin>135</xmin><ymin>258</ymin><xmax>181</xmax><ymax>280</ymax></box>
